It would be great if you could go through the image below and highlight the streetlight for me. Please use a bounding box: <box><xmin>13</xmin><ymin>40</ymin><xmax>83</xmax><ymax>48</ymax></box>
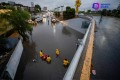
<box><xmin>57</xmin><ymin>7</ymin><xmax>60</xmax><ymax>12</ymax></box>
<box><xmin>61</xmin><ymin>6</ymin><xmax>64</xmax><ymax>12</ymax></box>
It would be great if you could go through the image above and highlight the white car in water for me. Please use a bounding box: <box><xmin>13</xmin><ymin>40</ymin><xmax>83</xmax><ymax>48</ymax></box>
<box><xmin>35</xmin><ymin>15</ymin><xmax>42</xmax><ymax>22</ymax></box>
<box><xmin>51</xmin><ymin>17</ymin><xmax>58</xmax><ymax>23</ymax></box>
<box><xmin>43</xmin><ymin>15</ymin><xmax>46</xmax><ymax>18</ymax></box>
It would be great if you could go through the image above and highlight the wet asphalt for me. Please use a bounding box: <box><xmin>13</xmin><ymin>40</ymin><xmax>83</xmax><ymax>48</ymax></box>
<box><xmin>91</xmin><ymin>16</ymin><xmax>120</xmax><ymax>80</ymax></box>
<box><xmin>15</xmin><ymin>17</ymin><xmax>89</xmax><ymax>80</ymax></box>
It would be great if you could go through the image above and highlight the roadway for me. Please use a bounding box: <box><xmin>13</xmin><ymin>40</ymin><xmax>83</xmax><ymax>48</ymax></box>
<box><xmin>91</xmin><ymin>16</ymin><xmax>120</xmax><ymax>80</ymax></box>
<box><xmin>15</xmin><ymin>16</ymin><xmax>89</xmax><ymax>80</ymax></box>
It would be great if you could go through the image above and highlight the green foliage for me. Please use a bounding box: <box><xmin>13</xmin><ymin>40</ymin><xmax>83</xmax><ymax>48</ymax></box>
<box><xmin>0</xmin><ymin>2</ymin><xmax>15</xmax><ymax>10</ymax></box>
<box><xmin>5</xmin><ymin>6</ymin><xmax>15</xmax><ymax>11</ymax></box>
<box><xmin>78</xmin><ymin>11</ymin><xmax>85</xmax><ymax>14</ymax></box>
<box><xmin>63</xmin><ymin>6</ymin><xmax>75</xmax><ymax>19</ymax></box>
<box><xmin>106</xmin><ymin>10</ymin><xmax>112</xmax><ymax>16</ymax></box>
<box><xmin>54</xmin><ymin>12</ymin><xmax>60</xmax><ymax>17</ymax></box>
<box><xmin>100</xmin><ymin>9</ymin><xmax>120</xmax><ymax>18</ymax></box>
<box><xmin>0</xmin><ymin>10</ymin><xmax>32</xmax><ymax>40</ymax></box>
<box><xmin>87</xmin><ymin>10</ymin><xmax>91</xmax><ymax>13</ymax></box>
<box><xmin>17</xmin><ymin>7</ymin><xmax>22</xmax><ymax>11</ymax></box>
<box><xmin>66</xmin><ymin>6</ymin><xmax>71</xmax><ymax>11</ymax></box>
<box><xmin>9</xmin><ymin>10</ymin><xmax>32</xmax><ymax>39</ymax></box>
<box><xmin>101</xmin><ymin>9</ymin><xmax>107</xmax><ymax>16</ymax></box>
<box><xmin>0</xmin><ymin>19</ymin><xmax>9</xmax><ymax>30</ymax></box>
<box><xmin>1</xmin><ymin>2</ymin><xmax>10</xmax><ymax>6</ymax></box>
<box><xmin>35</xmin><ymin>4</ymin><xmax>41</xmax><ymax>13</ymax></box>
<box><xmin>83</xmin><ymin>8</ymin><xmax>120</xmax><ymax>18</ymax></box>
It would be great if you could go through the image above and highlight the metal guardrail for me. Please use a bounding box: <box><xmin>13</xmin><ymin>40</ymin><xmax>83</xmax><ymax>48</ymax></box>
<box><xmin>63</xmin><ymin>16</ymin><xmax>94</xmax><ymax>80</ymax></box>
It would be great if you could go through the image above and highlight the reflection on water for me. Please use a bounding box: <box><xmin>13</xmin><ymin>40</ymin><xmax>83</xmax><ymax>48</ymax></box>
<box><xmin>51</xmin><ymin>23</ymin><xmax>56</xmax><ymax>34</ymax></box>
<box><xmin>60</xmin><ymin>21</ymin><xmax>68</xmax><ymax>27</ymax></box>
<box><xmin>62</xmin><ymin>27</ymin><xmax>71</xmax><ymax>36</ymax></box>
<box><xmin>81</xmin><ymin>21</ymin><xmax>90</xmax><ymax>28</ymax></box>
<box><xmin>42</xmin><ymin>18</ymin><xmax>46</xmax><ymax>23</ymax></box>
<box><xmin>14</xmin><ymin>41</ymin><xmax>37</xmax><ymax>80</ymax></box>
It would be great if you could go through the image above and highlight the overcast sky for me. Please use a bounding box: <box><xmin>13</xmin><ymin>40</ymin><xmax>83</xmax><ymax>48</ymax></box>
<box><xmin>0</xmin><ymin>0</ymin><xmax>119</xmax><ymax>10</ymax></box>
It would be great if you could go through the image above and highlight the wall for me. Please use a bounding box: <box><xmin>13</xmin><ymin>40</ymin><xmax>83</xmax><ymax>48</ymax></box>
<box><xmin>6</xmin><ymin>39</ymin><xmax>23</xmax><ymax>79</ymax></box>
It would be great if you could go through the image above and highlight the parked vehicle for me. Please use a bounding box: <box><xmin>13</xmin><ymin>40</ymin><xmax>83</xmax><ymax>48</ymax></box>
<box><xmin>78</xmin><ymin>13</ymin><xmax>84</xmax><ymax>17</ymax></box>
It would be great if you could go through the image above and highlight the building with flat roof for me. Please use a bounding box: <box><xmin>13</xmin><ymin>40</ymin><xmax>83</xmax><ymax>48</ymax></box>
<box><xmin>43</xmin><ymin>7</ymin><xmax>47</xmax><ymax>11</ymax></box>
<box><xmin>8</xmin><ymin>1</ymin><xmax>15</xmax><ymax>5</ymax></box>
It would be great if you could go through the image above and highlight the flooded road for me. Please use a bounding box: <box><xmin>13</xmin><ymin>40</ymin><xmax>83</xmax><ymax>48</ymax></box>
<box><xmin>15</xmin><ymin>17</ymin><xmax>88</xmax><ymax>80</ymax></box>
<box><xmin>91</xmin><ymin>16</ymin><xmax>120</xmax><ymax>80</ymax></box>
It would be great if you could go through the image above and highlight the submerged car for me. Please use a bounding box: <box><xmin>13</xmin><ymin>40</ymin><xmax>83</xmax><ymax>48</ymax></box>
<box><xmin>51</xmin><ymin>17</ymin><xmax>58</xmax><ymax>23</ymax></box>
<box><xmin>35</xmin><ymin>15</ymin><xmax>42</xmax><ymax>22</ymax></box>
<box><xmin>43</xmin><ymin>15</ymin><xmax>46</xmax><ymax>18</ymax></box>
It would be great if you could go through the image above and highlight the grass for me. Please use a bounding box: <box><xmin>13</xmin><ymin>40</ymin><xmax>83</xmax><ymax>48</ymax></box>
<box><xmin>0</xmin><ymin>26</ymin><xmax>13</xmax><ymax>36</ymax></box>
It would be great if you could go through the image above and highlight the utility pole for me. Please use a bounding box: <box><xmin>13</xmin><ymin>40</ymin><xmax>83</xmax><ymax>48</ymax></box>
<box><xmin>61</xmin><ymin>6</ymin><xmax>64</xmax><ymax>19</ymax></box>
<box><xmin>61</xmin><ymin>6</ymin><xmax>64</xmax><ymax>12</ymax></box>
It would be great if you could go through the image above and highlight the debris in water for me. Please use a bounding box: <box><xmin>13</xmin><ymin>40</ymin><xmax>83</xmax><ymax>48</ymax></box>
<box><xmin>92</xmin><ymin>70</ymin><xmax>96</xmax><ymax>75</ymax></box>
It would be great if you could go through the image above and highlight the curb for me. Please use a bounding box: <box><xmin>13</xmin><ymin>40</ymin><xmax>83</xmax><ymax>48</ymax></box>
<box><xmin>80</xmin><ymin>20</ymin><xmax>95</xmax><ymax>80</ymax></box>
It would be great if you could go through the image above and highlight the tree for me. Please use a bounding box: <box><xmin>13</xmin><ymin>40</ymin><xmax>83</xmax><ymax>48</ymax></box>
<box><xmin>1</xmin><ymin>10</ymin><xmax>32</xmax><ymax>40</ymax></box>
<box><xmin>111</xmin><ymin>9</ymin><xmax>117</xmax><ymax>16</ymax></box>
<box><xmin>35</xmin><ymin>4</ymin><xmax>41</xmax><ymax>13</ymax></box>
<box><xmin>0</xmin><ymin>19</ymin><xmax>10</xmax><ymax>31</ymax></box>
<box><xmin>6</xmin><ymin>6</ymin><xmax>15</xmax><ymax>11</ymax></box>
<box><xmin>1</xmin><ymin>2</ymin><xmax>10</xmax><ymax>6</ymax></box>
<box><xmin>106</xmin><ymin>10</ymin><xmax>112</xmax><ymax>16</ymax></box>
<box><xmin>66</xmin><ymin>6</ymin><xmax>71</xmax><ymax>11</ymax></box>
<box><xmin>9</xmin><ymin>10</ymin><xmax>32</xmax><ymax>40</ymax></box>
<box><xmin>87</xmin><ymin>10</ymin><xmax>91</xmax><ymax>13</ymax></box>
<box><xmin>0</xmin><ymin>13</ymin><xmax>12</xmax><ymax>34</ymax></box>
<box><xmin>117</xmin><ymin>3</ymin><xmax>120</xmax><ymax>10</ymax></box>
<box><xmin>54</xmin><ymin>12</ymin><xmax>60</xmax><ymax>17</ymax></box>
<box><xmin>63</xmin><ymin>7</ymin><xmax>75</xmax><ymax>19</ymax></box>
<box><xmin>102</xmin><ymin>9</ymin><xmax>107</xmax><ymax>16</ymax></box>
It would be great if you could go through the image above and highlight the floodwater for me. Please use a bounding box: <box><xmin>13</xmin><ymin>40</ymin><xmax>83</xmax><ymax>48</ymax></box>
<box><xmin>15</xmin><ymin>16</ymin><xmax>89</xmax><ymax>80</ymax></box>
<box><xmin>91</xmin><ymin>16</ymin><xmax>120</xmax><ymax>80</ymax></box>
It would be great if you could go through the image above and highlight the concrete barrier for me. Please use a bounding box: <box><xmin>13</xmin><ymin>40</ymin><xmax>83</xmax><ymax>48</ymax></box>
<box><xmin>63</xmin><ymin>17</ymin><xmax>95</xmax><ymax>80</ymax></box>
<box><xmin>6</xmin><ymin>39</ymin><xmax>23</xmax><ymax>79</ymax></box>
<box><xmin>80</xmin><ymin>19</ymin><xmax>95</xmax><ymax>80</ymax></box>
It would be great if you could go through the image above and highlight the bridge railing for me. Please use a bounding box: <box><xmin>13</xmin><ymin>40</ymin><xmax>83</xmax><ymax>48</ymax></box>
<box><xmin>63</xmin><ymin>16</ymin><xmax>95</xmax><ymax>80</ymax></box>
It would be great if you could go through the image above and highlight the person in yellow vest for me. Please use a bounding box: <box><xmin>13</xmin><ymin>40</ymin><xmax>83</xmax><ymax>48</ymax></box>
<box><xmin>39</xmin><ymin>50</ymin><xmax>43</xmax><ymax>58</ymax></box>
<box><xmin>46</xmin><ymin>55</ymin><xmax>51</xmax><ymax>63</ymax></box>
<box><xmin>56</xmin><ymin>48</ymin><xmax>60</xmax><ymax>57</ymax></box>
<box><xmin>63</xmin><ymin>59</ymin><xmax>69</xmax><ymax>67</ymax></box>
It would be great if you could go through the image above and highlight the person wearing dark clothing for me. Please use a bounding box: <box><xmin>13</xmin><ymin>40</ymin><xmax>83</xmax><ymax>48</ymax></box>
<box><xmin>99</xmin><ymin>11</ymin><xmax>103</xmax><ymax>24</ymax></box>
